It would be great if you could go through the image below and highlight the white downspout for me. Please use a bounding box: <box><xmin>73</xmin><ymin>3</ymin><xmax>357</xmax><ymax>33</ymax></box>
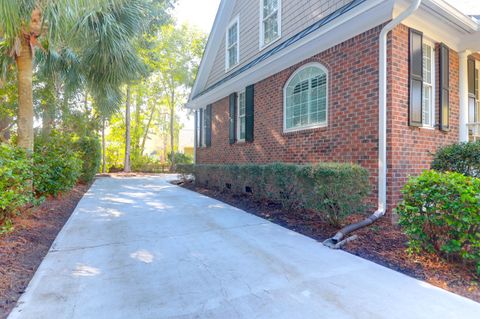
<box><xmin>194</xmin><ymin>111</ymin><xmax>198</xmax><ymax>164</ymax></box>
<box><xmin>324</xmin><ymin>0</ymin><xmax>422</xmax><ymax>248</ymax></box>
<box><xmin>377</xmin><ymin>0</ymin><xmax>422</xmax><ymax>216</ymax></box>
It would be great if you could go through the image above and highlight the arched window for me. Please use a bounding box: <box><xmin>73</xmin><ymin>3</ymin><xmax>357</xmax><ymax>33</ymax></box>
<box><xmin>284</xmin><ymin>63</ymin><xmax>328</xmax><ymax>132</ymax></box>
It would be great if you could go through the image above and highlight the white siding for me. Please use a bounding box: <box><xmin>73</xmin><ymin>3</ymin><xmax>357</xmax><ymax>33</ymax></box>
<box><xmin>205</xmin><ymin>0</ymin><xmax>354</xmax><ymax>88</ymax></box>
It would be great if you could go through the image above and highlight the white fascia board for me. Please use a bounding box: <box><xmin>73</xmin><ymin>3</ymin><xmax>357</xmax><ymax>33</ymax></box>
<box><xmin>186</xmin><ymin>0</ymin><xmax>395</xmax><ymax>109</ymax></box>
<box><xmin>422</xmin><ymin>0</ymin><xmax>479</xmax><ymax>32</ymax></box>
<box><xmin>398</xmin><ymin>0</ymin><xmax>480</xmax><ymax>52</ymax></box>
<box><xmin>189</xmin><ymin>0</ymin><xmax>236</xmax><ymax>102</ymax></box>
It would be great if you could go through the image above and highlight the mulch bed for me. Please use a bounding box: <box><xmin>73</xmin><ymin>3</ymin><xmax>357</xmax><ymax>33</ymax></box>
<box><xmin>177</xmin><ymin>180</ymin><xmax>480</xmax><ymax>303</ymax></box>
<box><xmin>0</xmin><ymin>184</ymin><xmax>90</xmax><ymax>319</ymax></box>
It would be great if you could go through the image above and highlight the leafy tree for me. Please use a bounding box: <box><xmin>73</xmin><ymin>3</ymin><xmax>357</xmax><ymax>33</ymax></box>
<box><xmin>0</xmin><ymin>0</ymin><xmax>150</xmax><ymax>151</ymax></box>
<box><xmin>149</xmin><ymin>24</ymin><xmax>206</xmax><ymax>168</ymax></box>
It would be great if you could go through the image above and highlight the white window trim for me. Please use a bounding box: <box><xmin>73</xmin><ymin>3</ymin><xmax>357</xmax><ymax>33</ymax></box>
<box><xmin>225</xmin><ymin>16</ymin><xmax>240</xmax><ymax>72</ymax></box>
<box><xmin>421</xmin><ymin>39</ymin><xmax>435</xmax><ymax>129</ymax></box>
<box><xmin>283</xmin><ymin>62</ymin><xmax>329</xmax><ymax>133</ymax></box>
<box><xmin>237</xmin><ymin>91</ymin><xmax>246</xmax><ymax>142</ymax></box>
<box><xmin>259</xmin><ymin>0</ymin><xmax>282</xmax><ymax>50</ymax></box>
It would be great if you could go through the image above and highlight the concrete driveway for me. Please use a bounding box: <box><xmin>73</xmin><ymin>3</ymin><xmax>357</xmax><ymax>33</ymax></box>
<box><xmin>8</xmin><ymin>176</ymin><xmax>480</xmax><ymax>319</ymax></box>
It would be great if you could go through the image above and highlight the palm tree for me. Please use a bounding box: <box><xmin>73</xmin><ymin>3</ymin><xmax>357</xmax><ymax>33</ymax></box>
<box><xmin>0</xmin><ymin>0</ymin><xmax>150</xmax><ymax>151</ymax></box>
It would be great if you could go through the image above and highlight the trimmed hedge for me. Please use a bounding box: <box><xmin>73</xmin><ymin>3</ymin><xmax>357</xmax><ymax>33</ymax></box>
<box><xmin>132</xmin><ymin>156</ymin><xmax>170</xmax><ymax>173</ymax></box>
<box><xmin>0</xmin><ymin>144</ymin><xmax>33</xmax><ymax>222</ymax></box>
<box><xmin>33</xmin><ymin>135</ymin><xmax>83</xmax><ymax>197</ymax></box>
<box><xmin>73</xmin><ymin>135</ymin><xmax>101</xmax><ymax>183</ymax></box>
<box><xmin>397</xmin><ymin>170</ymin><xmax>480</xmax><ymax>274</ymax></box>
<box><xmin>180</xmin><ymin>163</ymin><xmax>371</xmax><ymax>226</ymax></box>
<box><xmin>431</xmin><ymin>141</ymin><xmax>480</xmax><ymax>177</ymax></box>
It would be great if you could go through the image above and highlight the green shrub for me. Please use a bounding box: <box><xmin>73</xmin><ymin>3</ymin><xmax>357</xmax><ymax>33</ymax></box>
<box><xmin>176</xmin><ymin>164</ymin><xmax>194</xmax><ymax>175</ymax></box>
<box><xmin>176</xmin><ymin>163</ymin><xmax>194</xmax><ymax>181</ymax></box>
<box><xmin>33</xmin><ymin>134</ymin><xmax>83</xmax><ymax>197</ymax></box>
<box><xmin>396</xmin><ymin>170</ymin><xmax>480</xmax><ymax>274</ymax></box>
<box><xmin>73</xmin><ymin>135</ymin><xmax>101</xmax><ymax>183</ymax></box>
<box><xmin>431</xmin><ymin>141</ymin><xmax>480</xmax><ymax>177</ymax></box>
<box><xmin>132</xmin><ymin>156</ymin><xmax>169</xmax><ymax>173</ymax></box>
<box><xmin>191</xmin><ymin>163</ymin><xmax>370</xmax><ymax>226</ymax></box>
<box><xmin>168</xmin><ymin>152</ymin><xmax>193</xmax><ymax>165</ymax></box>
<box><xmin>0</xmin><ymin>144</ymin><xmax>33</xmax><ymax>221</ymax></box>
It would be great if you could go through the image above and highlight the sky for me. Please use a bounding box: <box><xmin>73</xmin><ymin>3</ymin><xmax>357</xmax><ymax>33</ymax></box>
<box><xmin>174</xmin><ymin>0</ymin><xmax>221</xmax><ymax>33</ymax></box>
<box><xmin>172</xmin><ymin>0</ymin><xmax>220</xmax><ymax>136</ymax></box>
<box><xmin>444</xmin><ymin>0</ymin><xmax>480</xmax><ymax>15</ymax></box>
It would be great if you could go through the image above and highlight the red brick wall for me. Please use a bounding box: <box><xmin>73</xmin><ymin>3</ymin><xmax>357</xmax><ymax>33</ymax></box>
<box><xmin>196</xmin><ymin>23</ymin><xmax>461</xmax><ymax>214</ymax></box>
<box><xmin>197</xmin><ymin>25</ymin><xmax>382</xmax><ymax>208</ymax></box>
<box><xmin>386</xmin><ymin>24</ymin><xmax>460</xmax><ymax>212</ymax></box>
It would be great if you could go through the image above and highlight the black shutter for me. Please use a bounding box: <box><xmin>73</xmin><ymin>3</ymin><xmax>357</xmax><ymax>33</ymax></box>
<box><xmin>468</xmin><ymin>58</ymin><xmax>476</xmax><ymax>124</ymax></box>
<box><xmin>205</xmin><ymin>105</ymin><xmax>212</xmax><ymax>147</ymax></box>
<box><xmin>199</xmin><ymin>108</ymin><xmax>204</xmax><ymax>147</ymax></box>
<box><xmin>468</xmin><ymin>58</ymin><xmax>476</xmax><ymax>95</ymax></box>
<box><xmin>245</xmin><ymin>85</ymin><xmax>254</xmax><ymax>142</ymax></box>
<box><xmin>409</xmin><ymin>29</ymin><xmax>423</xmax><ymax>127</ymax></box>
<box><xmin>229</xmin><ymin>93</ymin><xmax>237</xmax><ymax>144</ymax></box>
<box><xmin>439</xmin><ymin>44</ymin><xmax>450</xmax><ymax>131</ymax></box>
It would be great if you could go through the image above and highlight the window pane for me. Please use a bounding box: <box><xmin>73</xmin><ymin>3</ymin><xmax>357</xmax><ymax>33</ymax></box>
<box><xmin>228</xmin><ymin>24</ymin><xmax>237</xmax><ymax>47</ymax></box>
<box><xmin>240</xmin><ymin>117</ymin><xmax>246</xmax><ymax>140</ymax></box>
<box><xmin>423</xmin><ymin>43</ymin><xmax>432</xmax><ymax>85</ymax></box>
<box><xmin>263</xmin><ymin>0</ymin><xmax>278</xmax><ymax>17</ymax></box>
<box><xmin>422</xmin><ymin>43</ymin><xmax>433</xmax><ymax>126</ymax></box>
<box><xmin>285</xmin><ymin>66</ymin><xmax>327</xmax><ymax>130</ymax></box>
<box><xmin>263</xmin><ymin>12</ymin><xmax>279</xmax><ymax>45</ymax></box>
<box><xmin>228</xmin><ymin>45</ymin><xmax>237</xmax><ymax>67</ymax></box>
<box><xmin>422</xmin><ymin>85</ymin><xmax>431</xmax><ymax>126</ymax></box>
<box><xmin>237</xmin><ymin>92</ymin><xmax>246</xmax><ymax>140</ymax></box>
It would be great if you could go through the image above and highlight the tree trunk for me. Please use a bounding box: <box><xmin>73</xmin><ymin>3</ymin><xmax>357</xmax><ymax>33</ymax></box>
<box><xmin>124</xmin><ymin>86</ymin><xmax>132</xmax><ymax>173</ymax></box>
<box><xmin>169</xmin><ymin>91</ymin><xmax>175</xmax><ymax>170</ymax></box>
<box><xmin>41</xmin><ymin>99</ymin><xmax>55</xmax><ymax>137</ymax></box>
<box><xmin>16</xmin><ymin>36</ymin><xmax>34</xmax><ymax>151</ymax></box>
<box><xmin>140</xmin><ymin>105</ymin><xmax>155</xmax><ymax>156</ymax></box>
<box><xmin>133</xmin><ymin>90</ymin><xmax>141</xmax><ymax>157</ymax></box>
<box><xmin>41</xmin><ymin>107</ymin><xmax>53</xmax><ymax>137</ymax></box>
<box><xmin>102</xmin><ymin>119</ymin><xmax>107</xmax><ymax>174</ymax></box>
<box><xmin>163</xmin><ymin>132</ymin><xmax>168</xmax><ymax>162</ymax></box>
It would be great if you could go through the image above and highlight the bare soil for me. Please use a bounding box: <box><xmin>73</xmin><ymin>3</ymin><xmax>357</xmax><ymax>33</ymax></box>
<box><xmin>0</xmin><ymin>184</ymin><xmax>90</xmax><ymax>319</ymax></box>
<box><xmin>177</xmin><ymin>180</ymin><xmax>480</xmax><ymax>303</ymax></box>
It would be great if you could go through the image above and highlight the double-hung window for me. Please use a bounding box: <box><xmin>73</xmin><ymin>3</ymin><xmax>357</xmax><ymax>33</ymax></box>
<box><xmin>237</xmin><ymin>91</ymin><xmax>246</xmax><ymax>141</ymax></box>
<box><xmin>284</xmin><ymin>63</ymin><xmax>328</xmax><ymax>132</ymax></box>
<box><xmin>422</xmin><ymin>41</ymin><xmax>435</xmax><ymax>127</ymax></box>
<box><xmin>260</xmin><ymin>0</ymin><xmax>281</xmax><ymax>48</ymax></box>
<box><xmin>226</xmin><ymin>17</ymin><xmax>239</xmax><ymax>71</ymax></box>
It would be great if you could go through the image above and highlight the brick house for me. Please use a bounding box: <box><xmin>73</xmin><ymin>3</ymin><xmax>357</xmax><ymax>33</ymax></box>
<box><xmin>186</xmin><ymin>0</ymin><xmax>480</xmax><ymax>215</ymax></box>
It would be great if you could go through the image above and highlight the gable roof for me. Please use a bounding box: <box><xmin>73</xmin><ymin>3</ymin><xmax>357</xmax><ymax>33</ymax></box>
<box><xmin>193</xmin><ymin>0</ymin><xmax>368</xmax><ymax>101</ymax></box>
<box><xmin>187</xmin><ymin>0</ymin><xmax>480</xmax><ymax>109</ymax></box>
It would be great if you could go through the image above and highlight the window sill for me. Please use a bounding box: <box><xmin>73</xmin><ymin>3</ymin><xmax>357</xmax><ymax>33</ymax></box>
<box><xmin>418</xmin><ymin>125</ymin><xmax>435</xmax><ymax>130</ymax></box>
<box><xmin>225</xmin><ymin>63</ymin><xmax>240</xmax><ymax>73</ymax></box>
<box><xmin>283</xmin><ymin>123</ymin><xmax>328</xmax><ymax>135</ymax></box>
<box><xmin>259</xmin><ymin>35</ymin><xmax>281</xmax><ymax>52</ymax></box>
